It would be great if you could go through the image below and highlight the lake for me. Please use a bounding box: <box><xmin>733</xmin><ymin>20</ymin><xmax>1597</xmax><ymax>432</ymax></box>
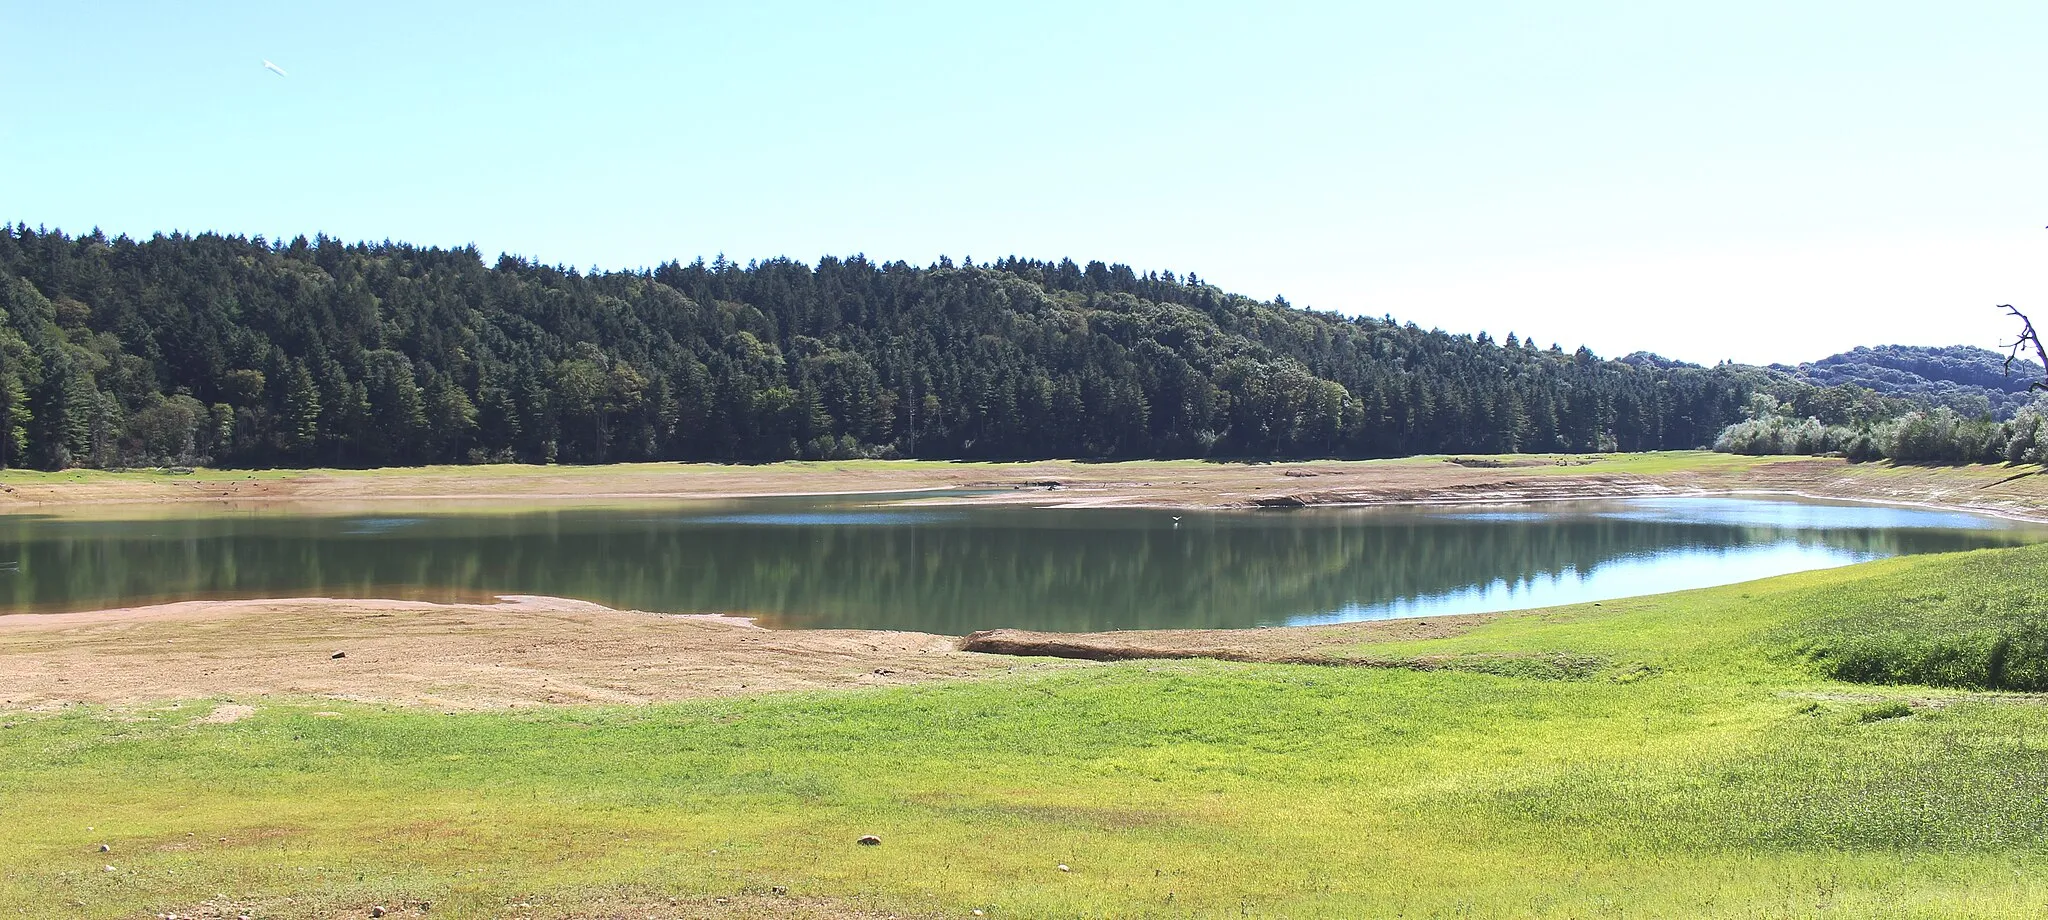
<box><xmin>0</xmin><ymin>495</ymin><xmax>2038</xmax><ymax>632</ymax></box>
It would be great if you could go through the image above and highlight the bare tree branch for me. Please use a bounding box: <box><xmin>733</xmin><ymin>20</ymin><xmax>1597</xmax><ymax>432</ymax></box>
<box><xmin>2001</xmin><ymin>303</ymin><xmax>2048</xmax><ymax>391</ymax></box>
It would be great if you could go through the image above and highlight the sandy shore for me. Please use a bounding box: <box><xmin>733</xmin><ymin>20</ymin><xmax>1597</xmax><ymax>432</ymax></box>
<box><xmin>0</xmin><ymin>593</ymin><xmax>1506</xmax><ymax>710</ymax></box>
<box><xmin>0</xmin><ymin>595</ymin><xmax>1065</xmax><ymax>710</ymax></box>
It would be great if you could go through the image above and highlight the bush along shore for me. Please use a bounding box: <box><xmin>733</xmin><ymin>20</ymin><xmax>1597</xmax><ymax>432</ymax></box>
<box><xmin>1714</xmin><ymin>392</ymin><xmax>2048</xmax><ymax>464</ymax></box>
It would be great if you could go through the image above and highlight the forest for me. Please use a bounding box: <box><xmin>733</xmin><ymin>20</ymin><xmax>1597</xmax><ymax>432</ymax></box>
<box><xmin>0</xmin><ymin>224</ymin><xmax>1899</xmax><ymax>470</ymax></box>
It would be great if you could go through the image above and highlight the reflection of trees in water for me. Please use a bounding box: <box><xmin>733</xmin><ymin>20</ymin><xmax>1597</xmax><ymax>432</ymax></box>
<box><xmin>0</xmin><ymin>511</ymin><xmax>2031</xmax><ymax>631</ymax></box>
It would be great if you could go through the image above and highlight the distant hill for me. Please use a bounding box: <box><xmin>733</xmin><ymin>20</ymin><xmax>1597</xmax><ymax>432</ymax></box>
<box><xmin>1772</xmin><ymin>345</ymin><xmax>2044</xmax><ymax>419</ymax></box>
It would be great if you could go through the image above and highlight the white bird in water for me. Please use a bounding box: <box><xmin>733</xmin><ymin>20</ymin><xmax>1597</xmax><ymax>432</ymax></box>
<box><xmin>262</xmin><ymin>59</ymin><xmax>288</xmax><ymax>77</ymax></box>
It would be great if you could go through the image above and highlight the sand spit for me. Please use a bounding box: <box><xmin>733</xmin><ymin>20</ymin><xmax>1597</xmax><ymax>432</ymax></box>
<box><xmin>0</xmin><ymin>595</ymin><xmax>1053</xmax><ymax>709</ymax></box>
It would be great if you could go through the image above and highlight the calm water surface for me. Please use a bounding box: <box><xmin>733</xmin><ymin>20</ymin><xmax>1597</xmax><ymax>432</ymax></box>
<box><xmin>0</xmin><ymin>496</ymin><xmax>2038</xmax><ymax>631</ymax></box>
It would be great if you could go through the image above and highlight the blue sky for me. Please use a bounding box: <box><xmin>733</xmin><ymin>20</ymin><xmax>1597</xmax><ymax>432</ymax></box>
<box><xmin>3</xmin><ymin>1</ymin><xmax>2044</xmax><ymax>365</ymax></box>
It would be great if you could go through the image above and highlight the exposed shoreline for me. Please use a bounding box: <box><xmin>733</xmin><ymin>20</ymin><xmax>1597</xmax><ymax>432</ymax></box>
<box><xmin>0</xmin><ymin>591</ymin><xmax>1490</xmax><ymax>709</ymax></box>
<box><xmin>4</xmin><ymin>452</ymin><xmax>2047</xmax><ymax>522</ymax></box>
<box><xmin>0</xmin><ymin>593</ymin><xmax>1059</xmax><ymax>710</ymax></box>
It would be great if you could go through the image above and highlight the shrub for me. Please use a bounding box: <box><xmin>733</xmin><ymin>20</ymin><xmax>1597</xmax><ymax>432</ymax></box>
<box><xmin>1856</xmin><ymin>701</ymin><xmax>1913</xmax><ymax>722</ymax></box>
<box><xmin>2003</xmin><ymin>394</ymin><xmax>2048</xmax><ymax>464</ymax></box>
<box><xmin>1712</xmin><ymin>416</ymin><xmax>1855</xmax><ymax>456</ymax></box>
<box><xmin>1715</xmin><ymin>401</ymin><xmax>2035</xmax><ymax>465</ymax></box>
<box><xmin>1880</xmin><ymin>409</ymin><xmax>2002</xmax><ymax>463</ymax></box>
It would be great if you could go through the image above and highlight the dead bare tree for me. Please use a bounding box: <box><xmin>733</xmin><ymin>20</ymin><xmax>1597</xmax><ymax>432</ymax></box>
<box><xmin>2003</xmin><ymin>303</ymin><xmax>2048</xmax><ymax>391</ymax></box>
<box><xmin>2002</xmin><ymin>225</ymin><xmax>2048</xmax><ymax>392</ymax></box>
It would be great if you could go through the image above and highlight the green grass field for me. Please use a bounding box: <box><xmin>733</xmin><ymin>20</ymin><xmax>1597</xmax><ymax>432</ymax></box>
<box><xmin>6</xmin><ymin>546</ymin><xmax>2048</xmax><ymax>918</ymax></box>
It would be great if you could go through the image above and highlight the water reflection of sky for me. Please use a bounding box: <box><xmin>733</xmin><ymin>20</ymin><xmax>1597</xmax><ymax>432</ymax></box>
<box><xmin>1289</xmin><ymin>542</ymin><xmax>1877</xmax><ymax>625</ymax></box>
<box><xmin>680</xmin><ymin>511</ymin><xmax>964</xmax><ymax>526</ymax></box>
<box><xmin>1291</xmin><ymin>493</ymin><xmax>2013</xmax><ymax>625</ymax></box>
<box><xmin>1590</xmin><ymin>496</ymin><xmax>2017</xmax><ymax>531</ymax></box>
<box><xmin>340</xmin><ymin>517</ymin><xmax>427</xmax><ymax>535</ymax></box>
<box><xmin>1438</xmin><ymin>496</ymin><xmax>2019</xmax><ymax>531</ymax></box>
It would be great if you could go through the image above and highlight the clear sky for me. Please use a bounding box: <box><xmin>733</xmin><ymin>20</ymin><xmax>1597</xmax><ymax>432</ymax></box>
<box><xmin>4</xmin><ymin>1</ymin><xmax>2044</xmax><ymax>365</ymax></box>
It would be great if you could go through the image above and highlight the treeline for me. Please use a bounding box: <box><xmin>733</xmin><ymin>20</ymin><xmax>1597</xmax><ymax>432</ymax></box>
<box><xmin>1714</xmin><ymin>394</ymin><xmax>2048</xmax><ymax>464</ymax></box>
<box><xmin>0</xmin><ymin>224</ymin><xmax>1797</xmax><ymax>469</ymax></box>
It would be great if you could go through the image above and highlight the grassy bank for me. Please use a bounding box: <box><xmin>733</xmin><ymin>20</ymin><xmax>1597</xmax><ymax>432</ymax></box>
<box><xmin>6</xmin><ymin>548</ymin><xmax>2048</xmax><ymax>917</ymax></box>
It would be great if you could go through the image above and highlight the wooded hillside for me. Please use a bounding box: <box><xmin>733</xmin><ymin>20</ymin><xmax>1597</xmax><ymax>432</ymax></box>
<box><xmin>1774</xmin><ymin>344</ymin><xmax>2040</xmax><ymax>419</ymax></box>
<box><xmin>0</xmin><ymin>225</ymin><xmax>1783</xmax><ymax>469</ymax></box>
